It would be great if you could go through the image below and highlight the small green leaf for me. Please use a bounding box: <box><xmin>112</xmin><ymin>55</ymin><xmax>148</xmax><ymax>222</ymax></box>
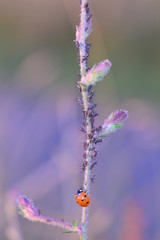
<box><xmin>18</xmin><ymin>211</ymin><xmax>25</xmax><ymax>217</ymax></box>
<box><xmin>98</xmin><ymin>123</ymin><xmax>122</xmax><ymax>138</ymax></box>
<box><xmin>63</xmin><ymin>230</ymin><xmax>76</xmax><ymax>234</ymax></box>
<box><xmin>72</xmin><ymin>219</ymin><xmax>77</xmax><ymax>228</ymax></box>
<box><xmin>111</xmin><ymin>123</ymin><xmax>122</xmax><ymax>130</ymax></box>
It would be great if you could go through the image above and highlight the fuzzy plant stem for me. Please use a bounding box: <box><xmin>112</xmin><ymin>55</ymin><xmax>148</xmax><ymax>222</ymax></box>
<box><xmin>27</xmin><ymin>215</ymin><xmax>81</xmax><ymax>234</ymax></box>
<box><xmin>79</xmin><ymin>0</ymin><xmax>92</xmax><ymax>239</ymax></box>
<box><xmin>79</xmin><ymin>0</ymin><xmax>88</xmax><ymax>76</ymax></box>
<box><xmin>16</xmin><ymin>195</ymin><xmax>81</xmax><ymax>236</ymax></box>
<box><xmin>81</xmin><ymin>85</ymin><xmax>93</xmax><ymax>240</ymax></box>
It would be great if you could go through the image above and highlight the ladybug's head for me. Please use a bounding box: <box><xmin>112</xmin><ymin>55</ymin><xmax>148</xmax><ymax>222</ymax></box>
<box><xmin>76</xmin><ymin>188</ymin><xmax>83</xmax><ymax>195</ymax></box>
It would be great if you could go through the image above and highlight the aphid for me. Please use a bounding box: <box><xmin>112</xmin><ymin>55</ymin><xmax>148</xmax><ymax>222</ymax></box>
<box><xmin>90</xmin><ymin>175</ymin><xmax>95</xmax><ymax>183</ymax></box>
<box><xmin>96</xmin><ymin>126</ymin><xmax>102</xmax><ymax>133</ymax></box>
<box><xmin>88</xmin><ymin>92</ymin><xmax>94</xmax><ymax>101</ymax></box>
<box><xmin>88</xmin><ymin>133</ymin><xmax>93</xmax><ymax>139</ymax></box>
<box><xmin>88</xmin><ymin>85</ymin><xmax>92</xmax><ymax>92</ymax></box>
<box><xmin>84</xmin><ymin>3</ymin><xmax>89</xmax><ymax>9</ymax></box>
<box><xmin>75</xmin><ymin>188</ymin><xmax>90</xmax><ymax>207</ymax></box>
<box><xmin>93</xmin><ymin>138</ymin><xmax>103</xmax><ymax>144</ymax></box>
<box><xmin>86</xmin><ymin>43</ymin><xmax>91</xmax><ymax>54</ymax></box>
<box><xmin>86</xmin><ymin>67</ymin><xmax>91</xmax><ymax>72</ymax></box>
<box><xmin>83</xmin><ymin>153</ymin><xmax>87</xmax><ymax>159</ymax></box>
<box><xmin>89</xmin><ymin>112</ymin><xmax>98</xmax><ymax>118</ymax></box>
<box><xmin>82</xmin><ymin>160</ymin><xmax>88</xmax><ymax>171</ymax></box>
<box><xmin>89</xmin><ymin>103</ymin><xmax>97</xmax><ymax>110</ymax></box>
<box><xmin>83</xmin><ymin>142</ymin><xmax>88</xmax><ymax>150</ymax></box>
<box><xmin>90</xmin><ymin>162</ymin><xmax>97</xmax><ymax>170</ymax></box>
<box><xmin>80</xmin><ymin>127</ymin><xmax>86</xmax><ymax>133</ymax></box>
<box><xmin>92</xmin><ymin>151</ymin><xmax>97</xmax><ymax>160</ymax></box>
<box><xmin>77</xmin><ymin>82</ymin><xmax>82</xmax><ymax>92</ymax></box>
<box><xmin>77</xmin><ymin>97</ymin><xmax>83</xmax><ymax>106</ymax></box>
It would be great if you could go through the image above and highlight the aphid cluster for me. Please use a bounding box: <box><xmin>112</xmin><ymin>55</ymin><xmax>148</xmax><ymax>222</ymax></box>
<box><xmin>77</xmin><ymin>83</ymin><xmax>103</xmax><ymax>183</ymax></box>
<box><xmin>75</xmin><ymin>1</ymin><xmax>103</xmax><ymax>184</ymax></box>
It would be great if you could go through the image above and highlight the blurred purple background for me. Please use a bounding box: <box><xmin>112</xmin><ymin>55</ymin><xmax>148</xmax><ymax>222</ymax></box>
<box><xmin>0</xmin><ymin>0</ymin><xmax>160</xmax><ymax>239</ymax></box>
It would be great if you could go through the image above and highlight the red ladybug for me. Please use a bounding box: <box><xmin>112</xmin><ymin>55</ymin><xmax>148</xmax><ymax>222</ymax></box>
<box><xmin>75</xmin><ymin>188</ymin><xmax>90</xmax><ymax>207</ymax></box>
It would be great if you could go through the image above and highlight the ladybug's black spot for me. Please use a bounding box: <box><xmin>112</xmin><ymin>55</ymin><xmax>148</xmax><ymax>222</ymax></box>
<box><xmin>86</xmin><ymin>202</ymin><xmax>89</xmax><ymax>204</ymax></box>
<box><xmin>84</xmin><ymin>195</ymin><xmax>87</xmax><ymax>197</ymax></box>
<box><xmin>81</xmin><ymin>198</ymin><xmax>84</xmax><ymax>201</ymax></box>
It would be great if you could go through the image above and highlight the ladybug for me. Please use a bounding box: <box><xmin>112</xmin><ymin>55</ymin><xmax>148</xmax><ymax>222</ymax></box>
<box><xmin>75</xmin><ymin>188</ymin><xmax>90</xmax><ymax>207</ymax></box>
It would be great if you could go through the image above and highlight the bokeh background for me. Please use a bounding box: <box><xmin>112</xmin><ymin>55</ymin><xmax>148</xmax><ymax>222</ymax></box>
<box><xmin>0</xmin><ymin>0</ymin><xmax>160</xmax><ymax>239</ymax></box>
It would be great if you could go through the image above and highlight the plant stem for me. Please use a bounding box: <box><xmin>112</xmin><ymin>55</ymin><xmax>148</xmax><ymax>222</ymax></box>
<box><xmin>29</xmin><ymin>215</ymin><xmax>82</xmax><ymax>235</ymax></box>
<box><xmin>79</xmin><ymin>0</ymin><xmax>88</xmax><ymax>77</ymax></box>
<box><xmin>17</xmin><ymin>195</ymin><xmax>82</xmax><ymax>236</ymax></box>
<box><xmin>79</xmin><ymin>1</ymin><xmax>93</xmax><ymax>239</ymax></box>
<box><xmin>81</xmin><ymin>85</ymin><xmax>93</xmax><ymax>240</ymax></box>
